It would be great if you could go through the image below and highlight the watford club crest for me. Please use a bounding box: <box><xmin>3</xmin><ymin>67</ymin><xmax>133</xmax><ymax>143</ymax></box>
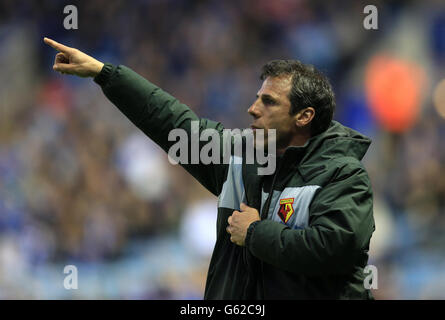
<box><xmin>278</xmin><ymin>198</ymin><xmax>295</xmax><ymax>224</ymax></box>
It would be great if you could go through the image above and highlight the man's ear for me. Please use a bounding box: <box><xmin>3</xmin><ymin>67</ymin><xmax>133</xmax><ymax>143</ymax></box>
<box><xmin>295</xmin><ymin>107</ymin><xmax>315</xmax><ymax>128</ymax></box>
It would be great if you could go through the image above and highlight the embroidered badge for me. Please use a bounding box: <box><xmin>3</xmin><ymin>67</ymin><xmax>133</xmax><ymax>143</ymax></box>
<box><xmin>278</xmin><ymin>198</ymin><xmax>295</xmax><ymax>224</ymax></box>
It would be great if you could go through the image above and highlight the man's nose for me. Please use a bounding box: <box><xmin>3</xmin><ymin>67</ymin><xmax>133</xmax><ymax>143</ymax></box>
<box><xmin>248</xmin><ymin>102</ymin><xmax>260</xmax><ymax>118</ymax></box>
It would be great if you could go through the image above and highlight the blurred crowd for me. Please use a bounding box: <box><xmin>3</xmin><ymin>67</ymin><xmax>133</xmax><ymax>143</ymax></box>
<box><xmin>0</xmin><ymin>0</ymin><xmax>445</xmax><ymax>299</ymax></box>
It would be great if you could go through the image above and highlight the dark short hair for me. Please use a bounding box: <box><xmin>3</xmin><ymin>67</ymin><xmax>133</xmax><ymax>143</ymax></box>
<box><xmin>260</xmin><ymin>60</ymin><xmax>335</xmax><ymax>136</ymax></box>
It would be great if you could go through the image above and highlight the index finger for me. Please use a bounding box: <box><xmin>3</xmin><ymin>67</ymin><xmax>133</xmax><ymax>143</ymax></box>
<box><xmin>43</xmin><ymin>37</ymin><xmax>73</xmax><ymax>53</ymax></box>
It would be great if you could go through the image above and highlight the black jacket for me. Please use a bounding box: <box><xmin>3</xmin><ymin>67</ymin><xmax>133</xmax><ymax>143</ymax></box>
<box><xmin>94</xmin><ymin>63</ymin><xmax>375</xmax><ymax>299</ymax></box>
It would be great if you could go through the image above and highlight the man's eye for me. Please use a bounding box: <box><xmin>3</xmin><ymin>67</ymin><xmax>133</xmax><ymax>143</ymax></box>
<box><xmin>262</xmin><ymin>98</ymin><xmax>275</xmax><ymax>105</ymax></box>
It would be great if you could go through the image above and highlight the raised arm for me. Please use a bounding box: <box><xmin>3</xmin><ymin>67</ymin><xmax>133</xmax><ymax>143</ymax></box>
<box><xmin>44</xmin><ymin>37</ymin><xmax>229</xmax><ymax>196</ymax></box>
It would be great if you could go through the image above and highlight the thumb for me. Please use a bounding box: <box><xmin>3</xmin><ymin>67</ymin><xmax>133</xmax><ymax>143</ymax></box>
<box><xmin>53</xmin><ymin>62</ymin><xmax>77</xmax><ymax>74</ymax></box>
<box><xmin>240</xmin><ymin>202</ymin><xmax>250</xmax><ymax>211</ymax></box>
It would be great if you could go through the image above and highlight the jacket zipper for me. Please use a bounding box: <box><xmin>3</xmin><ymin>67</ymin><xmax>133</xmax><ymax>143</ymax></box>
<box><xmin>261</xmin><ymin>159</ymin><xmax>282</xmax><ymax>218</ymax></box>
<box><xmin>256</xmin><ymin>158</ymin><xmax>283</xmax><ymax>298</ymax></box>
<box><xmin>241</xmin><ymin>157</ymin><xmax>281</xmax><ymax>299</ymax></box>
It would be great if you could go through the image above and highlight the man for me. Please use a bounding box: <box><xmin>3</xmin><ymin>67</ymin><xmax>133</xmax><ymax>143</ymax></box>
<box><xmin>44</xmin><ymin>37</ymin><xmax>375</xmax><ymax>299</ymax></box>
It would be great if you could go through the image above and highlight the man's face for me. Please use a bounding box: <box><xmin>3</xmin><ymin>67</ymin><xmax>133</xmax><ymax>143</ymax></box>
<box><xmin>248</xmin><ymin>75</ymin><xmax>296</xmax><ymax>151</ymax></box>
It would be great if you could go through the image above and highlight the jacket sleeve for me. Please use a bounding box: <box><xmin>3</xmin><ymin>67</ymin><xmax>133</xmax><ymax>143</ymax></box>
<box><xmin>245</xmin><ymin>164</ymin><xmax>375</xmax><ymax>276</ymax></box>
<box><xmin>94</xmin><ymin>63</ymin><xmax>228</xmax><ymax>196</ymax></box>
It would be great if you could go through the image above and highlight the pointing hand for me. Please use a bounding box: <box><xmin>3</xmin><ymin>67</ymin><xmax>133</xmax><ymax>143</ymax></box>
<box><xmin>44</xmin><ymin>37</ymin><xmax>104</xmax><ymax>78</ymax></box>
